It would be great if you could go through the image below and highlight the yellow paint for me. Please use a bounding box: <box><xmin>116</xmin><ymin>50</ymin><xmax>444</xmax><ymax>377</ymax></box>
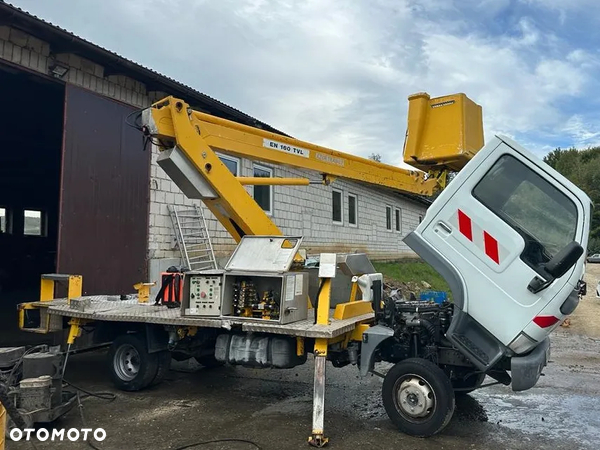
<box><xmin>67</xmin><ymin>276</ymin><xmax>83</xmax><ymax>302</ymax></box>
<box><xmin>349</xmin><ymin>282</ymin><xmax>359</xmax><ymax>303</ymax></box>
<box><xmin>237</xmin><ymin>177</ymin><xmax>311</xmax><ymax>186</ymax></box>
<box><xmin>350</xmin><ymin>323</ymin><xmax>371</xmax><ymax>342</ymax></box>
<box><xmin>177</xmin><ymin>326</ymin><xmax>198</xmax><ymax>339</ymax></box>
<box><xmin>333</xmin><ymin>300</ymin><xmax>374</xmax><ymax>320</ymax></box>
<box><xmin>146</xmin><ymin>93</ymin><xmax>482</xmax><ymax>241</ymax></box>
<box><xmin>67</xmin><ymin>318</ymin><xmax>86</xmax><ymax>345</ymax></box>
<box><xmin>404</xmin><ymin>92</ymin><xmax>484</xmax><ymax>173</ymax></box>
<box><xmin>314</xmin><ymin>338</ymin><xmax>328</xmax><ymax>356</ymax></box>
<box><xmin>18</xmin><ymin>302</ymin><xmax>39</xmax><ymax>330</ymax></box>
<box><xmin>297</xmin><ymin>337</ymin><xmax>305</xmax><ymax>356</ymax></box>
<box><xmin>150</xmin><ymin>99</ymin><xmax>282</xmax><ymax>241</ymax></box>
<box><xmin>134</xmin><ymin>282</ymin><xmax>156</xmax><ymax>303</ymax></box>
<box><xmin>315</xmin><ymin>279</ymin><xmax>332</xmax><ymax>325</ymax></box>
<box><xmin>192</xmin><ymin>109</ymin><xmax>436</xmax><ymax>195</ymax></box>
<box><xmin>40</xmin><ymin>278</ymin><xmax>55</xmax><ymax>301</ymax></box>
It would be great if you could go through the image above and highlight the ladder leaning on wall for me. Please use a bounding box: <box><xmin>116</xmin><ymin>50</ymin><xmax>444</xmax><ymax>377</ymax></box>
<box><xmin>168</xmin><ymin>204</ymin><xmax>218</xmax><ymax>271</ymax></box>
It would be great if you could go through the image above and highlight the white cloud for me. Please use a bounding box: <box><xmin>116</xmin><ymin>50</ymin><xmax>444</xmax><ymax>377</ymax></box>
<box><xmin>7</xmin><ymin>0</ymin><xmax>600</xmax><ymax>163</ymax></box>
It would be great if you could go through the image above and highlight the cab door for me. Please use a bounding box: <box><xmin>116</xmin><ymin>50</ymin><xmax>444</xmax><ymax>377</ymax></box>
<box><xmin>404</xmin><ymin>135</ymin><xmax>589</xmax><ymax>369</ymax></box>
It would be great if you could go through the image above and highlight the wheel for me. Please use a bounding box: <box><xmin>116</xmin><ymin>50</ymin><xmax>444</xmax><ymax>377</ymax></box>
<box><xmin>151</xmin><ymin>350</ymin><xmax>172</xmax><ymax>386</ymax></box>
<box><xmin>107</xmin><ymin>334</ymin><xmax>159</xmax><ymax>391</ymax></box>
<box><xmin>452</xmin><ymin>372</ymin><xmax>486</xmax><ymax>395</ymax></box>
<box><xmin>382</xmin><ymin>358</ymin><xmax>455</xmax><ymax>437</ymax></box>
<box><xmin>194</xmin><ymin>354</ymin><xmax>224</xmax><ymax>368</ymax></box>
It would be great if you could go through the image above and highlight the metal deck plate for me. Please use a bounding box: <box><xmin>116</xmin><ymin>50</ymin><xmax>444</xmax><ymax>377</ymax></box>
<box><xmin>39</xmin><ymin>297</ymin><xmax>374</xmax><ymax>339</ymax></box>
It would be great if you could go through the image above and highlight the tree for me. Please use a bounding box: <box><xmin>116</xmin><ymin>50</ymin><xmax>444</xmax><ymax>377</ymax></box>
<box><xmin>544</xmin><ymin>146</ymin><xmax>600</xmax><ymax>253</ymax></box>
<box><xmin>368</xmin><ymin>153</ymin><xmax>382</xmax><ymax>162</ymax></box>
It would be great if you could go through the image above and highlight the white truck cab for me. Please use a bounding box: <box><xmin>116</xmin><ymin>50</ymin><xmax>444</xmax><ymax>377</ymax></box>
<box><xmin>405</xmin><ymin>135</ymin><xmax>591</xmax><ymax>391</ymax></box>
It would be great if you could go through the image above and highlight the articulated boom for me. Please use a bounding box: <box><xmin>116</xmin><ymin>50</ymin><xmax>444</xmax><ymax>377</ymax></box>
<box><xmin>139</xmin><ymin>92</ymin><xmax>483</xmax><ymax>242</ymax></box>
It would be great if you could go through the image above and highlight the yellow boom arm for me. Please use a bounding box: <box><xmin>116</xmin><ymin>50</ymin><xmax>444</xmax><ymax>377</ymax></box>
<box><xmin>139</xmin><ymin>92</ymin><xmax>483</xmax><ymax>241</ymax></box>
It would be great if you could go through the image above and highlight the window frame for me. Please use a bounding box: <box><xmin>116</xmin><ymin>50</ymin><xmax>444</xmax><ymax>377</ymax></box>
<box><xmin>216</xmin><ymin>152</ymin><xmax>240</xmax><ymax>176</ymax></box>
<box><xmin>386</xmin><ymin>205</ymin><xmax>392</xmax><ymax>231</ymax></box>
<box><xmin>472</xmin><ymin>153</ymin><xmax>579</xmax><ymax>275</ymax></box>
<box><xmin>252</xmin><ymin>163</ymin><xmax>274</xmax><ymax>215</ymax></box>
<box><xmin>0</xmin><ymin>206</ymin><xmax>10</xmax><ymax>234</ymax></box>
<box><xmin>23</xmin><ymin>208</ymin><xmax>47</xmax><ymax>237</ymax></box>
<box><xmin>347</xmin><ymin>193</ymin><xmax>358</xmax><ymax>227</ymax></box>
<box><xmin>332</xmin><ymin>188</ymin><xmax>344</xmax><ymax>225</ymax></box>
<box><xmin>395</xmin><ymin>207</ymin><xmax>402</xmax><ymax>232</ymax></box>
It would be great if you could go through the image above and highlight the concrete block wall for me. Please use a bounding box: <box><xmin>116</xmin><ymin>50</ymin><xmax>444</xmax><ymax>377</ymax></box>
<box><xmin>148</xmin><ymin>149</ymin><xmax>428</xmax><ymax>263</ymax></box>
<box><xmin>250</xmin><ymin>161</ymin><xmax>427</xmax><ymax>259</ymax></box>
<box><xmin>0</xmin><ymin>25</ymin><xmax>149</xmax><ymax>108</ymax></box>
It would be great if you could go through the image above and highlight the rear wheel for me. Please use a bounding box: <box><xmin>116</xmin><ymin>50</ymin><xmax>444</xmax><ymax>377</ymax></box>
<box><xmin>382</xmin><ymin>358</ymin><xmax>455</xmax><ymax>437</ymax></box>
<box><xmin>151</xmin><ymin>350</ymin><xmax>172</xmax><ymax>385</ymax></box>
<box><xmin>108</xmin><ymin>334</ymin><xmax>159</xmax><ymax>391</ymax></box>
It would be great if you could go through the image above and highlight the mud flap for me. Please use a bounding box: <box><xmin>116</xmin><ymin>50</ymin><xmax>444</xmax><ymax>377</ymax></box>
<box><xmin>510</xmin><ymin>337</ymin><xmax>550</xmax><ymax>392</ymax></box>
<box><xmin>359</xmin><ymin>325</ymin><xmax>394</xmax><ymax>376</ymax></box>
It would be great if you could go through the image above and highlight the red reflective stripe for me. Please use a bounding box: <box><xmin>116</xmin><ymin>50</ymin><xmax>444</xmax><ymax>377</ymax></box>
<box><xmin>533</xmin><ymin>315</ymin><xmax>560</xmax><ymax>328</ymax></box>
<box><xmin>457</xmin><ymin>210</ymin><xmax>473</xmax><ymax>241</ymax></box>
<box><xmin>483</xmin><ymin>231</ymin><xmax>500</xmax><ymax>264</ymax></box>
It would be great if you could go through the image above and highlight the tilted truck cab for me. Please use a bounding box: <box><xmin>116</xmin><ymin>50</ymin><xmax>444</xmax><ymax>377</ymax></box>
<box><xmin>404</xmin><ymin>134</ymin><xmax>591</xmax><ymax>391</ymax></box>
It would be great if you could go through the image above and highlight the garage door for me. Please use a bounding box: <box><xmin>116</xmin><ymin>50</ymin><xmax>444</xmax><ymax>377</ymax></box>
<box><xmin>58</xmin><ymin>84</ymin><xmax>150</xmax><ymax>295</ymax></box>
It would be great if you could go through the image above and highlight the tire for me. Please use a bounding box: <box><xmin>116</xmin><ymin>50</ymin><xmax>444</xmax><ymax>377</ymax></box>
<box><xmin>151</xmin><ymin>350</ymin><xmax>172</xmax><ymax>386</ymax></box>
<box><xmin>452</xmin><ymin>373</ymin><xmax>486</xmax><ymax>395</ymax></box>
<box><xmin>194</xmin><ymin>354</ymin><xmax>224</xmax><ymax>368</ymax></box>
<box><xmin>107</xmin><ymin>334</ymin><xmax>159</xmax><ymax>391</ymax></box>
<box><xmin>382</xmin><ymin>358</ymin><xmax>455</xmax><ymax>437</ymax></box>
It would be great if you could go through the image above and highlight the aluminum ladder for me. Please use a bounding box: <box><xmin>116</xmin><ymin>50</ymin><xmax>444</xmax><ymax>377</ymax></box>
<box><xmin>168</xmin><ymin>204</ymin><xmax>217</xmax><ymax>271</ymax></box>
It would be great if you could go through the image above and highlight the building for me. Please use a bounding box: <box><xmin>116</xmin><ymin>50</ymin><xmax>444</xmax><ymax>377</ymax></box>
<box><xmin>0</xmin><ymin>1</ymin><xmax>428</xmax><ymax>320</ymax></box>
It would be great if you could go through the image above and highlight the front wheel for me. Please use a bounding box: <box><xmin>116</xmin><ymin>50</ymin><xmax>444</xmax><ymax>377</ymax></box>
<box><xmin>382</xmin><ymin>358</ymin><xmax>455</xmax><ymax>437</ymax></box>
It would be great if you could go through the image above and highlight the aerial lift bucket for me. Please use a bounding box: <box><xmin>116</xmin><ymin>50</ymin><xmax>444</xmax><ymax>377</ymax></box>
<box><xmin>404</xmin><ymin>92</ymin><xmax>484</xmax><ymax>172</ymax></box>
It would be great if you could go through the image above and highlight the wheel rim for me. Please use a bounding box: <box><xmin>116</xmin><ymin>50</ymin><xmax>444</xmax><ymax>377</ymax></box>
<box><xmin>393</xmin><ymin>374</ymin><xmax>436</xmax><ymax>421</ymax></box>
<box><xmin>114</xmin><ymin>344</ymin><xmax>141</xmax><ymax>381</ymax></box>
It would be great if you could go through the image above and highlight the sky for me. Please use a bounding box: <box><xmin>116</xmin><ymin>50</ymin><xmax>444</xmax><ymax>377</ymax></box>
<box><xmin>8</xmin><ymin>0</ymin><xmax>600</xmax><ymax>165</ymax></box>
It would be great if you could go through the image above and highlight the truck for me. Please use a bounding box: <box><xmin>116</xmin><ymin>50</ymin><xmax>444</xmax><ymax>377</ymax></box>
<box><xmin>9</xmin><ymin>91</ymin><xmax>591</xmax><ymax>447</ymax></box>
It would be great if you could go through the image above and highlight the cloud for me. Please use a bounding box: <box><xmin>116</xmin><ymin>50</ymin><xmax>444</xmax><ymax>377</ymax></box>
<box><xmin>8</xmin><ymin>0</ymin><xmax>600</xmax><ymax>163</ymax></box>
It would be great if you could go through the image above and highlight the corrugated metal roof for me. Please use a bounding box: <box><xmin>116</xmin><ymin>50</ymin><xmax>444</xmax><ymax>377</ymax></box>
<box><xmin>0</xmin><ymin>1</ymin><xmax>290</xmax><ymax>136</ymax></box>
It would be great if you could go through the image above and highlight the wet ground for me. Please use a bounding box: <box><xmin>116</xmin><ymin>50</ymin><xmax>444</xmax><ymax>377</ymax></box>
<box><xmin>7</xmin><ymin>329</ymin><xmax>599</xmax><ymax>450</ymax></box>
<box><xmin>8</xmin><ymin>264</ymin><xmax>600</xmax><ymax>450</ymax></box>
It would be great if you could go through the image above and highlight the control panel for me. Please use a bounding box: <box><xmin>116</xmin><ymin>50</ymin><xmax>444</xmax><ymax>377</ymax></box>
<box><xmin>188</xmin><ymin>275</ymin><xmax>222</xmax><ymax>316</ymax></box>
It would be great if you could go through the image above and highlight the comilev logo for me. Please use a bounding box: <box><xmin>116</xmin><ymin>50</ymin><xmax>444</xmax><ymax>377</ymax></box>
<box><xmin>10</xmin><ymin>427</ymin><xmax>107</xmax><ymax>442</ymax></box>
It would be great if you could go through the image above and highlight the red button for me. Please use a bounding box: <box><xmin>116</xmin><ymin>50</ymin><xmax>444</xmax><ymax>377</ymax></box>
<box><xmin>200</xmin><ymin>292</ymin><xmax>206</xmax><ymax>298</ymax></box>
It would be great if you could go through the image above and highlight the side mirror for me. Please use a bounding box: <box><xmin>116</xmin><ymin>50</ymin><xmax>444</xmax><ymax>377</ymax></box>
<box><xmin>545</xmin><ymin>241</ymin><xmax>584</xmax><ymax>279</ymax></box>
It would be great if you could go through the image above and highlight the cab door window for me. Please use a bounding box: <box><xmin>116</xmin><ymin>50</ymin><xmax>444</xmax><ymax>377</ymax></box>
<box><xmin>473</xmin><ymin>154</ymin><xmax>578</xmax><ymax>272</ymax></box>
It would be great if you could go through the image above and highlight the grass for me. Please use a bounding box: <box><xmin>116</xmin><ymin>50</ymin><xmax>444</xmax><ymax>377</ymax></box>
<box><xmin>372</xmin><ymin>259</ymin><xmax>450</xmax><ymax>293</ymax></box>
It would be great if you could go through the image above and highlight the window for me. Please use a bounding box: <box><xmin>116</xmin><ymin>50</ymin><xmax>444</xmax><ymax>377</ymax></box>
<box><xmin>395</xmin><ymin>208</ymin><xmax>401</xmax><ymax>232</ymax></box>
<box><xmin>386</xmin><ymin>206</ymin><xmax>392</xmax><ymax>231</ymax></box>
<box><xmin>253</xmin><ymin>164</ymin><xmax>273</xmax><ymax>214</ymax></box>
<box><xmin>348</xmin><ymin>194</ymin><xmax>357</xmax><ymax>226</ymax></box>
<box><xmin>473</xmin><ymin>154</ymin><xmax>578</xmax><ymax>269</ymax></box>
<box><xmin>332</xmin><ymin>189</ymin><xmax>343</xmax><ymax>224</ymax></box>
<box><xmin>217</xmin><ymin>153</ymin><xmax>240</xmax><ymax>176</ymax></box>
<box><xmin>0</xmin><ymin>207</ymin><xmax>7</xmax><ymax>233</ymax></box>
<box><xmin>24</xmin><ymin>210</ymin><xmax>44</xmax><ymax>236</ymax></box>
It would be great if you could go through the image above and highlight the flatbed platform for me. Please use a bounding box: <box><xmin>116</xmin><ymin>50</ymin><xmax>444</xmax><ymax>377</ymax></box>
<box><xmin>34</xmin><ymin>297</ymin><xmax>374</xmax><ymax>339</ymax></box>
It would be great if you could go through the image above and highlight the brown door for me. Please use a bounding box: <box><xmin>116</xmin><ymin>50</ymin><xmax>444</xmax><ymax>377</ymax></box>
<box><xmin>57</xmin><ymin>85</ymin><xmax>150</xmax><ymax>295</ymax></box>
